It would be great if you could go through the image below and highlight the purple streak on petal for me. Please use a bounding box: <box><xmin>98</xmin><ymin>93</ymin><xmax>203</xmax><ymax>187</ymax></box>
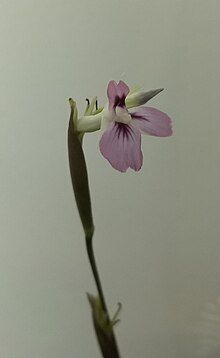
<box><xmin>99</xmin><ymin>122</ymin><xmax>143</xmax><ymax>172</ymax></box>
<box><xmin>107</xmin><ymin>80</ymin><xmax>130</xmax><ymax>110</ymax></box>
<box><xmin>130</xmin><ymin>107</ymin><xmax>172</xmax><ymax>137</ymax></box>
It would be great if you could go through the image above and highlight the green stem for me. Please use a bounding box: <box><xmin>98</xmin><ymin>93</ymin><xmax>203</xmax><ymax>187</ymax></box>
<box><xmin>86</xmin><ymin>235</ymin><xmax>108</xmax><ymax>316</ymax></box>
<box><xmin>86</xmin><ymin>235</ymin><xmax>121</xmax><ymax>358</ymax></box>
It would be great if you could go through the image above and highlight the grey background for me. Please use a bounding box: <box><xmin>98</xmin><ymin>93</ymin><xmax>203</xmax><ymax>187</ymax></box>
<box><xmin>0</xmin><ymin>0</ymin><xmax>220</xmax><ymax>357</ymax></box>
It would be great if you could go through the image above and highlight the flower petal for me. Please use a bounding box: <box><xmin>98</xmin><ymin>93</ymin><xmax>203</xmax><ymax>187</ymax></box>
<box><xmin>130</xmin><ymin>107</ymin><xmax>172</xmax><ymax>137</ymax></box>
<box><xmin>107</xmin><ymin>80</ymin><xmax>118</xmax><ymax>109</ymax></box>
<box><xmin>99</xmin><ymin>122</ymin><xmax>143</xmax><ymax>172</ymax></box>
<box><xmin>107</xmin><ymin>80</ymin><xmax>130</xmax><ymax>109</ymax></box>
<box><xmin>117</xmin><ymin>80</ymin><xmax>130</xmax><ymax>98</ymax></box>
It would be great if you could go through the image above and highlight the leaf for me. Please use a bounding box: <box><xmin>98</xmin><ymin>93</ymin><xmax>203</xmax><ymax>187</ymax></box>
<box><xmin>67</xmin><ymin>99</ymin><xmax>94</xmax><ymax>239</ymax></box>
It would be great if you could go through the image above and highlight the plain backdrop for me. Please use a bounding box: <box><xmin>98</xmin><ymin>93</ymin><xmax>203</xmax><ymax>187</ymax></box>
<box><xmin>0</xmin><ymin>0</ymin><xmax>220</xmax><ymax>357</ymax></box>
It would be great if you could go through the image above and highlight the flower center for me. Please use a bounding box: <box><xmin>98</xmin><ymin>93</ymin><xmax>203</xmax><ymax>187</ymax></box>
<box><xmin>115</xmin><ymin>106</ymin><xmax>132</xmax><ymax>125</ymax></box>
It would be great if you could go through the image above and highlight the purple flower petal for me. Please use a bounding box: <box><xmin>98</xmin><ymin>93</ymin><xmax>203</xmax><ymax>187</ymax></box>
<box><xmin>107</xmin><ymin>81</ymin><xmax>118</xmax><ymax>109</ymax></box>
<box><xmin>117</xmin><ymin>80</ymin><xmax>130</xmax><ymax>98</ymax></box>
<box><xmin>107</xmin><ymin>80</ymin><xmax>130</xmax><ymax>110</ymax></box>
<box><xmin>99</xmin><ymin>122</ymin><xmax>143</xmax><ymax>172</ymax></box>
<box><xmin>131</xmin><ymin>107</ymin><xmax>172</xmax><ymax>137</ymax></box>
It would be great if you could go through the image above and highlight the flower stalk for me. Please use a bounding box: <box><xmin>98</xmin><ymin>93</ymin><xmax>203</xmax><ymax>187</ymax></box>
<box><xmin>67</xmin><ymin>99</ymin><xmax>121</xmax><ymax>357</ymax></box>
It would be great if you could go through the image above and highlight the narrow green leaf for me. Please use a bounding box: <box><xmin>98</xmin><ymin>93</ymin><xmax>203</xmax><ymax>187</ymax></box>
<box><xmin>67</xmin><ymin>99</ymin><xmax>94</xmax><ymax>239</ymax></box>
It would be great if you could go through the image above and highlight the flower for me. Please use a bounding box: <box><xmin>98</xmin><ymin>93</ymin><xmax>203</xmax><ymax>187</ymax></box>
<box><xmin>74</xmin><ymin>80</ymin><xmax>173</xmax><ymax>172</ymax></box>
<box><xmin>99</xmin><ymin>80</ymin><xmax>172</xmax><ymax>172</ymax></box>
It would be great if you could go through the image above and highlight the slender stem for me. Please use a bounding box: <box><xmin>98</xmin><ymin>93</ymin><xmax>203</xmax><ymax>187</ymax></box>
<box><xmin>86</xmin><ymin>235</ymin><xmax>121</xmax><ymax>358</ymax></box>
<box><xmin>86</xmin><ymin>236</ymin><xmax>109</xmax><ymax>317</ymax></box>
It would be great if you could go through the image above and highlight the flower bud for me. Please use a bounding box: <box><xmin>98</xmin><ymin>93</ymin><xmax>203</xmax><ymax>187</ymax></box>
<box><xmin>125</xmin><ymin>88</ymin><xmax>164</xmax><ymax>108</ymax></box>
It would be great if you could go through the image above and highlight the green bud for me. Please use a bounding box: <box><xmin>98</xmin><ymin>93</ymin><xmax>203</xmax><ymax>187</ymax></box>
<box><xmin>126</xmin><ymin>88</ymin><xmax>164</xmax><ymax>108</ymax></box>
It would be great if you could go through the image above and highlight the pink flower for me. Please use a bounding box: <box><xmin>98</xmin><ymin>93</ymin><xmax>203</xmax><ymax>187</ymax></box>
<box><xmin>99</xmin><ymin>80</ymin><xmax>173</xmax><ymax>172</ymax></box>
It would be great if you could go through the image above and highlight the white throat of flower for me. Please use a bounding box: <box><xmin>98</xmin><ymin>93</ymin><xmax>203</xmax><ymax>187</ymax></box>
<box><xmin>114</xmin><ymin>106</ymin><xmax>132</xmax><ymax>125</ymax></box>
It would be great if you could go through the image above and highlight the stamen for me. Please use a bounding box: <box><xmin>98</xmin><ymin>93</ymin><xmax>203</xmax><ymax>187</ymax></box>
<box><xmin>86</xmin><ymin>98</ymin><xmax>90</xmax><ymax>106</ymax></box>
